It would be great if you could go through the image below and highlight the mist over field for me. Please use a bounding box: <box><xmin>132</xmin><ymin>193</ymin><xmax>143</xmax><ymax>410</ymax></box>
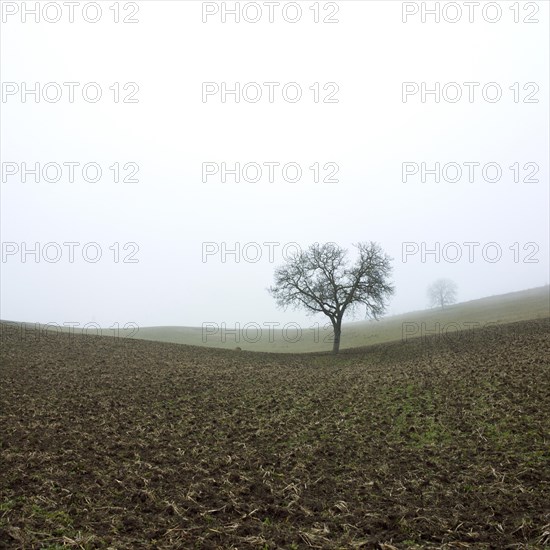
<box><xmin>1</xmin><ymin>1</ymin><xmax>549</xmax><ymax>549</ymax></box>
<box><xmin>1</xmin><ymin>1</ymin><xmax>548</xmax><ymax>330</ymax></box>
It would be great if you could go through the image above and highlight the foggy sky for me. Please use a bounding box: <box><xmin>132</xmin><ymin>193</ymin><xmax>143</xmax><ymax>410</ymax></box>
<box><xmin>1</xmin><ymin>1</ymin><xmax>548</xmax><ymax>331</ymax></box>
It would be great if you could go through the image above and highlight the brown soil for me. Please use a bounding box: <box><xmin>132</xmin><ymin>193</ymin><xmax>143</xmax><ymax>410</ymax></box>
<box><xmin>1</xmin><ymin>318</ymin><xmax>549</xmax><ymax>549</ymax></box>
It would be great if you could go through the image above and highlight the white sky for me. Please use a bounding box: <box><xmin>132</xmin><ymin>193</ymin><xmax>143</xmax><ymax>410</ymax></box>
<box><xmin>1</xmin><ymin>0</ymin><xmax>549</xmax><ymax>330</ymax></box>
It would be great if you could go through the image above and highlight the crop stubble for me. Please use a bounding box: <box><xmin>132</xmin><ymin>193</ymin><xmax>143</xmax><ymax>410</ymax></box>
<box><xmin>0</xmin><ymin>319</ymin><xmax>549</xmax><ymax>549</ymax></box>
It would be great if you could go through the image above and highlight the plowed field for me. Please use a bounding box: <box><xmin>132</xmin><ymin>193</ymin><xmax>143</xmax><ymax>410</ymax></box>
<box><xmin>1</xmin><ymin>319</ymin><xmax>549</xmax><ymax>549</ymax></box>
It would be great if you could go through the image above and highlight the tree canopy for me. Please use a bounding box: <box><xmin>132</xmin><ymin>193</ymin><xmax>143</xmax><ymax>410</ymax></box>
<box><xmin>427</xmin><ymin>278</ymin><xmax>458</xmax><ymax>309</ymax></box>
<box><xmin>268</xmin><ymin>242</ymin><xmax>394</xmax><ymax>353</ymax></box>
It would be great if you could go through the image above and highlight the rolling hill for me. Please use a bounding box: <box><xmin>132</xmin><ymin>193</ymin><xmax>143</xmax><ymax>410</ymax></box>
<box><xmin>122</xmin><ymin>285</ymin><xmax>550</xmax><ymax>352</ymax></box>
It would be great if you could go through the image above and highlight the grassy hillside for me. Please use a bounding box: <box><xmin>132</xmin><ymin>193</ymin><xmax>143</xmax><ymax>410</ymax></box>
<box><xmin>1</xmin><ymin>318</ymin><xmax>548</xmax><ymax>548</ymax></box>
<box><xmin>2</xmin><ymin>285</ymin><xmax>548</xmax><ymax>354</ymax></box>
<box><xmin>127</xmin><ymin>285</ymin><xmax>550</xmax><ymax>352</ymax></box>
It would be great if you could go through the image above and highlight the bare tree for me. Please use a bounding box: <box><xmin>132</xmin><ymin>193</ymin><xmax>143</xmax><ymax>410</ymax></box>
<box><xmin>268</xmin><ymin>242</ymin><xmax>394</xmax><ymax>354</ymax></box>
<box><xmin>427</xmin><ymin>278</ymin><xmax>458</xmax><ymax>309</ymax></box>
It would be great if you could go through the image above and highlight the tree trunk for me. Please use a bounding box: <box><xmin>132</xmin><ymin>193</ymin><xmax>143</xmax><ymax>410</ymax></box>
<box><xmin>332</xmin><ymin>322</ymin><xmax>342</xmax><ymax>354</ymax></box>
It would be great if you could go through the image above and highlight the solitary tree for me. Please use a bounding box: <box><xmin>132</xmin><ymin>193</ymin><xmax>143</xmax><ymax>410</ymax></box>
<box><xmin>268</xmin><ymin>242</ymin><xmax>394</xmax><ymax>354</ymax></box>
<box><xmin>427</xmin><ymin>278</ymin><xmax>458</xmax><ymax>309</ymax></box>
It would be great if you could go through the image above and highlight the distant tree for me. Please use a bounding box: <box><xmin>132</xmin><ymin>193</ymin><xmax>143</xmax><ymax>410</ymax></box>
<box><xmin>268</xmin><ymin>242</ymin><xmax>394</xmax><ymax>354</ymax></box>
<box><xmin>427</xmin><ymin>278</ymin><xmax>458</xmax><ymax>309</ymax></box>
